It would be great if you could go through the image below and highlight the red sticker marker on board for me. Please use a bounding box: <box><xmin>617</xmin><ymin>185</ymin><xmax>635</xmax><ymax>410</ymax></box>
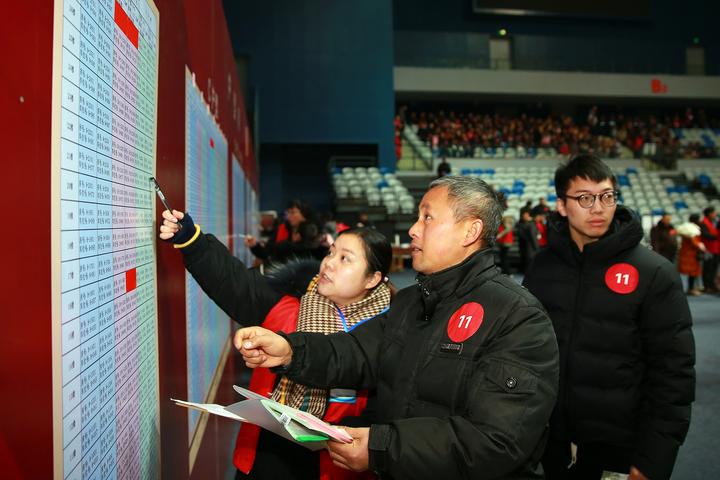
<box><xmin>447</xmin><ymin>302</ymin><xmax>484</xmax><ymax>343</ymax></box>
<box><xmin>125</xmin><ymin>268</ymin><xmax>137</xmax><ymax>293</ymax></box>
<box><xmin>604</xmin><ymin>263</ymin><xmax>639</xmax><ymax>294</ymax></box>
<box><xmin>210</xmin><ymin>138</ymin><xmax>215</xmax><ymax>149</ymax></box>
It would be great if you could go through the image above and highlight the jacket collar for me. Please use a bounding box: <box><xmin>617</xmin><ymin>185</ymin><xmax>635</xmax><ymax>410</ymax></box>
<box><xmin>415</xmin><ymin>248</ymin><xmax>497</xmax><ymax>317</ymax></box>
<box><xmin>547</xmin><ymin>205</ymin><xmax>643</xmax><ymax>265</ymax></box>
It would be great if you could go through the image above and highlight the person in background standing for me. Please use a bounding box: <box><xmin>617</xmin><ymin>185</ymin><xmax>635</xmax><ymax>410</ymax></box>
<box><xmin>246</xmin><ymin>200</ymin><xmax>324</xmax><ymax>265</ymax></box>
<box><xmin>534</xmin><ymin>197</ymin><xmax>551</xmax><ymax>216</ymax></box>
<box><xmin>519</xmin><ymin>200</ymin><xmax>533</xmax><ymax>219</ymax></box>
<box><xmin>516</xmin><ymin>209</ymin><xmax>539</xmax><ymax>274</ymax></box>
<box><xmin>496</xmin><ymin>215</ymin><xmax>514</xmax><ymax>275</ymax></box>
<box><xmin>677</xmin><ymin>213</ymin><xmax>706</xmax><ymax>296</ymax></box>
<box><xmin>532</xmin><ymin>207</ymin><xmax>548</xmax><ymax>249</ymax></box>
<box><xmin>258</xmin><ymin>210</ymin><xmax>279</xmax><ymax>245</ymax></box>
<box><xmin>650</xmin><ymin>212</ymin><xmax>678</xmax><ymax>263</ymax></box>
<box><xmin>436</xmin><ymin>156</ymin><xmax>451</xmax><ymax>178</ymax></box>
<box><xmin>700</xmin><ymin>207</ymin><xmax>719</xmax><ymax>292</ymax></box>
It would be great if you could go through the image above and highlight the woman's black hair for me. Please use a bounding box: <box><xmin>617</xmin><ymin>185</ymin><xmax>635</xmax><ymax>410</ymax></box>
<box><xmin>337</xmin><ymin>227</ymin><xmax>392</xmax><ymax>280</ymax></box>
<box><xmin>287</xmin><ymin>199</ymin><xmax>314</xmax><ymax>222</ymax></box>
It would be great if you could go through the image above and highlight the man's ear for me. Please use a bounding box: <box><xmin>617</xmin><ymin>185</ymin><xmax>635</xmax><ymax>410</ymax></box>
<box><xmin>462</xmin><ymin>219</ymin><xmax>483</xmax><ymax>247</ymax></box>
<box><xmin>556</xmin><ymin>198</ymin><xmax>568</xmax><ymax>217</ymax></box>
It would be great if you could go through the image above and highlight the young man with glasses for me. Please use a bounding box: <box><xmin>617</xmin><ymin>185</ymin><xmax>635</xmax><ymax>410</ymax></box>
<box><xmin>523</xmin><ymin>155</ymin><xmax>695</xmax><ymax>480</ymax></box>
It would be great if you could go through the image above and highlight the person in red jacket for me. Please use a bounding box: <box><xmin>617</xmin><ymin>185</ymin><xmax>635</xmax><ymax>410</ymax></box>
<box><xmin>160</xmin><ymin>211</ymin><xmax>393</xmax><ymax>480</ymax></box>
<box><xmin>532</xmin><ymin>207</ymin><xmax>548</xmax><ymax>248</ymax></box>
<box><xmin>700</xmin><ymin>207</ymin><xmax>719</xmax><ymax>292</ymax></box>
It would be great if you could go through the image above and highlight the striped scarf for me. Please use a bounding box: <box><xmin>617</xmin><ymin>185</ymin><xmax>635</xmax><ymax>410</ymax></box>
<box><xmin>270</xmin><ymin>275</ymin><xmax>391</xmax><ymax>417</ymax></box>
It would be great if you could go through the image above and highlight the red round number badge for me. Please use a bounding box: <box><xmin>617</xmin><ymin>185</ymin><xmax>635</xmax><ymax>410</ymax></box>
<box><xmin>447</xmin><ymin>302</ymin><xmax>485</xmax><ymax>343</ymax></box>
<box><xmin>604</xmin><ymin>263</ymin><xmax>639</xmax><ymax>294</ymax></box>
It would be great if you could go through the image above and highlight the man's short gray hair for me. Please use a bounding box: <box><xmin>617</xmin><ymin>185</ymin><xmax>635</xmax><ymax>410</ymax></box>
<box><xmin>428</xmin><ymin>176</ymin><xmax>503</xmax><ymax>247</ymax></box>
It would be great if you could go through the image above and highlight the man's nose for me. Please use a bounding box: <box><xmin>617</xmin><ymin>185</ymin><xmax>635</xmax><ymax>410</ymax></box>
<box><xmin>590</xmin><ymin>198</ymin><xmax>604</xmax><ymax>213</ymax></box>
<box><xmin>408</xmin><ymin>220</ymin><xmax>420</xmax><ymax>238</ymax></box>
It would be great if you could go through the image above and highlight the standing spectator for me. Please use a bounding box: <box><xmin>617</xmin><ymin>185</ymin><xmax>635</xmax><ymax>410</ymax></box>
<box><xmin>496</xmin><ymin>215</ymin><xmax>514</xmax><ymax>274</ymax></box>
<box><xmin>650</xmin><ymin>213</ymin><xmax>678</xmax><ymax>263</ymax></box>
<box><xmin>519</xmin><ymin>200</ymin><xmax>533</xmax><ymax>218</ymax></box>
<box><xmin>258</xmin><ymin>210</ymin><xmax>279</xmax><ymax>245</ymax></box>
<box><xmin>356</xmin><ymin>211</ymin><xmax>372</xmax><ymax>229</ymax></box>
<box><xmin>436</xmin><ymin>156</ymin><xmax>451</xmax><ymax>178</ymax></box>
<box><xmin>516</xmin><ymin>210</ymin><xmax>539</xmax><ymax>274</ymax></box>
<box><xmin>247</xmin><ymin>200</ymin><xmax>324</xmax><ymax>264</ymax></box>
<box><xmin>534</xmin><ymin>197</ymin><xmax>551</xmax><ymax>216</ymax></box>
<box><xmin>523</xmin><ymin>155</ymin><xmax>695</xmax><ymax>480</ymax></box>
<box><xmin>677</xmin><ymin>214</ymin><xmax>706</xmax><ymax>296</ymax></box>
<box><xmin>700</xmin><ymin>207</ymin><xmax>719</xmax><ymax>292</ymax></box>
<box><xmin>532</xmin><ymin>207</ymin><xmax>548</xmax><ymax>249</ymax></box>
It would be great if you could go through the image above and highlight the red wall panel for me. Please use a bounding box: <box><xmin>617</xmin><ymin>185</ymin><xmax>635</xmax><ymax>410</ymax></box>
<box><xmin>0</xmin><ymin>0</ymin><xmax>55</xmax><ymax>478</ymax></box>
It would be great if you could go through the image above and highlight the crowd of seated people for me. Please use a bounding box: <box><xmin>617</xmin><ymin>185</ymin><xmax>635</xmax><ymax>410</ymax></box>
<box><xmin>398</xmin><ymin>105</ymin><xmax>720</xmax><ymax>160</ymax></box>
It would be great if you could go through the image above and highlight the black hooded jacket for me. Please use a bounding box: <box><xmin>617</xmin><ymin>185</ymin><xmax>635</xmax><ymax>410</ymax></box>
<box><xmin>523</xmin><ymin>206</ymin><xmax>695</xmax><ymax>480</ymax></box>
<box><xmin>280</xmin><ymin>248</ymin><xmax>559</xmax><ymax>479</ymax></box>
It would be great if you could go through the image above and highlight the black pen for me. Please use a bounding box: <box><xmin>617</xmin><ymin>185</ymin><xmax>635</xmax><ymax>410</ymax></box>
<box><xmin>150</xmin><ymin>176</ymin><xmax>182</xmax><ymax>229</ymax></box>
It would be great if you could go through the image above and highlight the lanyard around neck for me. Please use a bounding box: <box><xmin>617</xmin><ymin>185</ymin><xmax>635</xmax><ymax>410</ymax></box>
<box><xmin>335</xmin><ymin>305</ymin><xmax>390</xmax><ymax>332</ymax></box>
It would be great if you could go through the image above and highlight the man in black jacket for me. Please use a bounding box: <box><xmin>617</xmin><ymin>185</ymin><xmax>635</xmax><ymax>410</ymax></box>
<box><xmin>517</xmin><ymin>209</ymin><xmax>540</xmax><ymax>274</ymax></box>
<box><xmin>236</xmin><ymin>176</ymin><xmax>559</xmax><ymax>479</ymax></box>
<box><xmin>523</xmin><ymin>155</ymin><xmax>695</xmax><ymax>480</ymax></box>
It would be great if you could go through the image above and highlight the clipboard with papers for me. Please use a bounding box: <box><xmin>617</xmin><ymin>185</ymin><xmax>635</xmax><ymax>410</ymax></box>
<box><xmin>171</xmin><ymin>385</ymin><xmax>354</xmax><ymax>450</ymax></box>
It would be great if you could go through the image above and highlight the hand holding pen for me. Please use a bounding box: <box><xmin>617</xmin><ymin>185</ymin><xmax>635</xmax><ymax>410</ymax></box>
<box><xmin>159</xmin><ymin>209</ymin><xmax>187</xmax><ymax>241</ymax></box>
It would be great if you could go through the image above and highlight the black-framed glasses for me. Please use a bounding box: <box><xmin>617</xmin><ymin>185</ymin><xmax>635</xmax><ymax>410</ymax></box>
<box><xmin>564</xmin><ymin>190</ymin><xmax>619</xmax><ymax>209</ymax></box>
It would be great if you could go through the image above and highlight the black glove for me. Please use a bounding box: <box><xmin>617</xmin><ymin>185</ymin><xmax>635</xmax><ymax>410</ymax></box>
<box><xmin>165</xmin><ymin>212</ymin><xmax>197</xmax><ymax>245</ymax></box>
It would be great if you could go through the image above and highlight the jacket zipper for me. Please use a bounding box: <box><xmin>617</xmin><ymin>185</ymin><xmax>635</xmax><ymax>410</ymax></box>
<box><xmin>564</xmin><ymin>255</ymin><xmax>584</xmax><ymax>444</ymax></box>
